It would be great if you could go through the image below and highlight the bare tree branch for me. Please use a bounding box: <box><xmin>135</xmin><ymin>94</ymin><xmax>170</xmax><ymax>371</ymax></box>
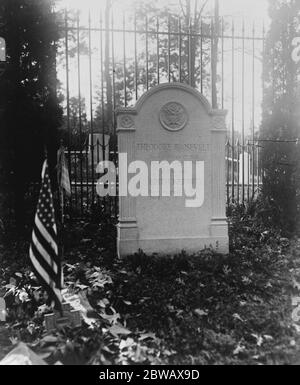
<box><xmin>195</xmin><ymin>0</ymin><xmax>210</xmax><ymax>24</ymax></box>
<box><xmin>179</xmin><ymin>0</ymin><xmax>186</xmax><ymax>18</ymax></box>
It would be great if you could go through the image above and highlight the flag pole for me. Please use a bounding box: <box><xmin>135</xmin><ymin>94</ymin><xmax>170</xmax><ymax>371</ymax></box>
<box><xmin>58</xmin><ymin>141</ymin><xmax>65</xmax><ymax>291</ymax></box>
<box><xmin>57</xmin><ymin>139</ymin><xmax>72</xmax><ymax>294</ymax></box>
<box><xmin>60</xmin><ymin>182</ymin><xmax>65</xmax><ymax>291</ymax></box>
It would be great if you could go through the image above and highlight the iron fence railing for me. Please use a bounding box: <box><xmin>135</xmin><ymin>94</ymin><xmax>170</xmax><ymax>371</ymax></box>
<box><xmin>58</xmin><ymin>8</ymin><xmax>265</xmax><ymax>217</ymax></box>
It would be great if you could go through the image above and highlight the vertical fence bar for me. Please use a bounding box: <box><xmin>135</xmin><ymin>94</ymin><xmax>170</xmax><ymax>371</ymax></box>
<box><xmin>211</xmin><ymin>17</ymin><xmax>214</xmax><ymax>107</ymax></box>
<box><xmin>96</xmin><ymin>139</ymin><xmax>100</xmax><ymax>181</ymax></box>
<box><xmin>123</xmin><ymin>12</ymin><xmax>127</xmax><ymax>107</ymax></box>
<box><xmin>247</xmin><ymin>141</ymin><xmax>250</xmax><ymax>202</ymax></box>
<box><xmin>111</xmin><ymin>13</ymin><xmax>118</xmax><ymax>219</ymax></box>
<box><xmin>231</xmin><ymin>20</ymin><xmax>235</xmax><ymax>202</ymax></box>
<box><xmin>178</xmin><ymin>17</ymin><xmax>182</xmax><ymax>83</ymax></box>
<box><xmin>237</xmin><ymin>139</ymin><xmax>240</xmax><ymax>204</ymax></box>
<box><xmin>106</xmin><ymin>10</ymin><xmax>111</xmax><ymax>216</ymax></box>
<box><xmin>64</xmin><ymin>10</ymin><xmax>72</xmax><ymax>210</ymax></box>
<box><xmin>74</xmin><ymin>149</ymin><xmax>78</xmax><ymax>211</ymax></box>
<box><xmin>157</xmin><ymin>16</ymin><xmax>160</xmax><ymax>85</ymax></box>
<box><xmin>226</xmin><ymin>140</ymin><xmax>230</xmax><ymax>205</ymax></box>
<box><xmin>145</xmin><ymin>16</ymin><xmax>149</xmax><ymax>90</ymax></box>
<box><xmin>100</xmin><ymin>12</ymin><xmax>105</xmax><ymax>165</ymax></box>
<box><xmin>200</xmin><ymin>17</ymin><xmax>203</xmax><ymax>94</ymax></box>
<box><xmin>76</xmin><ymin>11</ymin><xmax>82</xmax><ymax>212</ymax></box>
<box><xmin>260</xmin><ymin>22</ymin><xmax>265</xmax><ymax>196</ymax></box>
<box><xmin>168</xmin><ymin>15</ymin><xmax>171</xmax><ymax>83</ymax></box>
<box><xmin>85</xmin><ymin>132</ymin><xmax>89</xmax><ymax>210</ymax></box>
<box><xmin>252</xmin><ymin>22</ymin><xmax>255</xmax><ymax>199</ymax></box>
<box><xmin>135</xmin><ymin>13</ymin><xmax>139</xmax><ymax>100</ymax></box>
<box><xmin>256</xmin><ymin>143</ymin><xmax>260</xmax><ymax>194</ymax></box>
<box><xmin>242</xmin><ymin>19</ymin><xmax>245</xmax><ymax>205</ymax></box>
<box><xmin>96</xmin><ymin>138</ymin><xmax>100</xmax><ymax>208</ymax></box>
<box><xmin>88</xmin><ymin>12</ymin><xmax>95</xmax><ymax>208</ymax></box>
<box><xmin>111</xmin><ymin>13</ymin><xmax>116</xmax><ymax>135</ymax></box>
<box><xmin>188</xmin><ymin>14</ymin><xmax>192</xmax><ymax>86</ymax></box>
<box><xmin>262</xmin><ymin>22</ymin><xmax>266</xmax><ymax>101</ymax></box>
<box><xmin>221</xmin><ymin>17</ymin><xmax>224</xmax><ymax>109</ymax></box>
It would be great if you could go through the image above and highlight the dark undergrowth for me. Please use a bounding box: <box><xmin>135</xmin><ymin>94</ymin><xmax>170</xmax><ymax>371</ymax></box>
<box><xmin>0</xmin><ymin>199</ymin><xmax>299</xmax><ymax>365</ymax></box>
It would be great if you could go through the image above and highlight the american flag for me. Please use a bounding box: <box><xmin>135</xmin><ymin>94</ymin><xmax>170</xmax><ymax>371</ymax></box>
<box><xmin>29</xmin><ymin>160</ymin><xmax>62</xmax><ymax>310</ymax></box>
<box><xmin>57</xmin><ymin>145</ymin><xmax>71</xmax><ymax>197</ymax></box>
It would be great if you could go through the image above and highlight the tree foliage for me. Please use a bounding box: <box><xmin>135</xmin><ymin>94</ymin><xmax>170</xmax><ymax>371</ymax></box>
<box><xmin>0</xmin><ymin>0</ymin><xmax>62</xmax><ymax>230</ymax></box>
<box><xmin>261</xmin><ymin>0</ymin><xmax>300</xmax><ymax>234</ymax></box>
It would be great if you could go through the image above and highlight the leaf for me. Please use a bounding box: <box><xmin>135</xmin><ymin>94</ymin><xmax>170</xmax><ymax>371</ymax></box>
<box><xmin>98</xmin><ymin>299</ymin><xmax>110</xmax><ymax>308</ymax></box>
<box><xmin>75</xmin><ymin>284</ymin><xmax>89</xmax><ymax>291</ymax></box>
<box><xmin>251</xmin><ymin>334</ymin><xmax>263</xmax><ymax>347</ymax></box>
<box><xmin>223</xmin><ymin>266</ymin><xmax>232</xmax><ymax>276</ymax></box>
<box><xmin>81</xmin><ymin>239</ymin><xmax>92</xmax><ymax>243</ymax></box>
<box><xmin>9</xmin><ymin>337</ymin><xmax>19</xmax><ymax>346</ymax></box>
<box><xmin>100</xmin><ymin>309</ymin><xmax>120</xmax><ymax>325</ymax></box>
<box><xmin>41</xmin><ymin>336</ymin><xmax>59</xmax><ymax>345</ymax></box>
<box><xmin>294</xmin><ymin>324</ymin><xmax>300</xmax><ymax>333</ymax></box>
<box><xmin>65</xmin><ymin>264</ymin><xmax>77</xmax><ymax>272</ymax></box>
<box><xmin>119</xmin><ymin>338</ymin><xmax>135</xmax><ymax>350</ymax></box>
<box><xmin>163</xmin><ymin>349</ymin><xmax>176</xmax><ymax>357</ymax></box>
<box><xmin>233</xmin><ymin>344</ymin><xmax>246</xmax><ymax>356</ymax></box>
<box><xmin>194</xmin><ymin>309</ymin><xmax>208</xmax><ymax>317</ymax></box>
<box><xmin>109</xmin><ymin>324</ymin><xmax>132</xmax><ymax>337</ymax></box>
<box><xmin>233</xmin><ymin>313</ymin><xmax>244</xmax><ymax>322</ymax></box>
<box><xmin>37</xmin><ymin>352</ymin><xmax>53</xmax><ymax>360</ymax></box>
<box><xmin>139</xmin><ymin>297</ymin><xmax>151</xmax><ymax>304</ymax></box>
<box><xmin>292</xmin><ymin>279</ymin><xmax>300</xmax><ymax>291</ymax></box>
<box><xmin>139</xmin><ymin>332</ymin><xmax>157</xmax><ymax>341</ymax></box>
<box><xmin>263</xmin><ymin>335</ymin><xmax>274</xmax><ymax>341</ymax></box>
<box><xmin>252</xmin><ymin>355</ymin><xmax>260</xmax><ymax>360</ymax></box>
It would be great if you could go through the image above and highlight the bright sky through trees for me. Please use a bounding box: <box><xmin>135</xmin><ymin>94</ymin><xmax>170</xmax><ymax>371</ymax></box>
<box><xmin>57</xmin><ymin>0</ymin><xmax>270</xmax><ymax>135</ymax></box>
<box><xmin>60</xmin><ymin>0</ymin><xmax>269</xmax><ymax>22</ymax></box>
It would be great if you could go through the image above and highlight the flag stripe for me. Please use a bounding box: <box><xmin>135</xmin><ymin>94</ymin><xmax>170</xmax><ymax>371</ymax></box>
<box><xmin>33</xmin><ymin>223</ymin><xmax>59</xmax><ymax>266</ymax></box>
<box><xmin>35</xmin><ymin>216</ymin><xmax>58</xmax><ymax>254</ymax></box>
<box><xmin>30</xmin><ymin>242</ymin><xmax>60</xmax><ymax>287</ymax></box>
<box><xmin>32</xmin><ymin>231</ymin><xmax>58</xmax><ymax>274</ymax></box>
<box><xmin>48</xmin><ymin>225</ymin><xmax>58</xmax><ymax>244</ymax></box>
<box><xmin>29</xmin><ymin>249</ymin><xmax>62</xmax><ymax>307</ymax></box>
<box><xmin>30</xmin><ymin>246</ymin><xmax>62</xmax><ymax>297</ymax></box>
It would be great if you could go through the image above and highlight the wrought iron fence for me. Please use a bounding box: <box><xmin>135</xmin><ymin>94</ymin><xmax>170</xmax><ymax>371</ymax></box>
<box><xmin>58</xmin><ymin>7</ymin><xmax>265</xmax><ymax>217</ymax></box>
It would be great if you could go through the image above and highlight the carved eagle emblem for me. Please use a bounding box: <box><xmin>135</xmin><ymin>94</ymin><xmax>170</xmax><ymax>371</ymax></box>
<box><xmin>160</xmin><ymin>102</ymin><xmax>188</xmax><ymax>131</ymax></box>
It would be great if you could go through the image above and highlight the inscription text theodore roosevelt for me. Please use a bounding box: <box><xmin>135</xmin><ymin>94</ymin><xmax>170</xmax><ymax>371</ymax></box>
<box><xmin>136</xmin><ymin>143</ymin><xmax>211</xmax><ymax>152</ymax></box>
